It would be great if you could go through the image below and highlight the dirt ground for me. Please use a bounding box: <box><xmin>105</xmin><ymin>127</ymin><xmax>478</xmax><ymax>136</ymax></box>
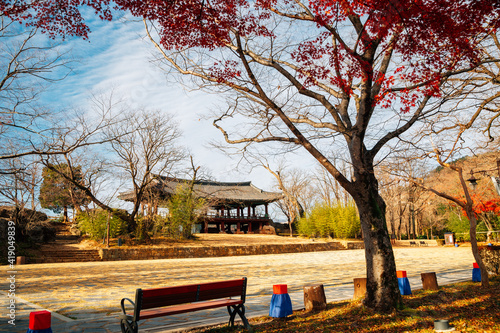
<box><xmin>185</xmin><ymin>233</ymin><xmax>332</xmax><ymax>246</ymax></box>
<box><xmin>85</xmin><ymin>233</ymin><xmax>338</xmax><ymax>249</ymax></box>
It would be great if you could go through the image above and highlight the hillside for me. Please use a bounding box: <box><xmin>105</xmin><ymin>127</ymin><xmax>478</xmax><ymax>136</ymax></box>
<box><xmin>426</xmin><ymin>151</ymin><xmax>500</xmax><ymax>199</ymax></box>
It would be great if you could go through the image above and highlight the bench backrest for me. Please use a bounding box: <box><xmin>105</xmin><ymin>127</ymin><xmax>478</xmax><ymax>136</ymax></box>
<box><xmin>134</xmin><ymin>278</ymin><xmax>247</xmax><ymax>319</ymax></box>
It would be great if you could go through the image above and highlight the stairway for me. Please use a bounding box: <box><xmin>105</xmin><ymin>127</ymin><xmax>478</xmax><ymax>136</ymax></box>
<box><xmin>36</xmin><ymin>248</ymin><xmax>102</xmax><ymax>263</ymax></box>
<box><xmin>32</xmin><ymin>221</ymin><xmax>102</xmax><ymax>263</ymax></box>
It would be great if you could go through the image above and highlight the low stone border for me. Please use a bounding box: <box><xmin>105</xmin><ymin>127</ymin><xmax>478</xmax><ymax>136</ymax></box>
<box><xmin>98</xmin><ymin>242</ymin><xmax>352</xmax><ymax>261</ymax></box>
<box><xmin>336</xmin><ymin>240</ymin><xmax>364</xmax><ymax>249</ymax></box>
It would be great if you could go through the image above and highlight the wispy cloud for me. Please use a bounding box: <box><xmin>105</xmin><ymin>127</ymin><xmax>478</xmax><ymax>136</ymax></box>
<box><xmin>40</xmin><ymin>15</ymin><xmax>288</xmax><ymax>189</ymax></box>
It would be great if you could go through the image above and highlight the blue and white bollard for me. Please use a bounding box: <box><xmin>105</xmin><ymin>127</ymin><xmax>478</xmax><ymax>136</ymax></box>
<box><xmin>397</xmin><ymin>270</ymin><xmax>412</xmax><ymax>295</ymax></box>
<box><xmin>269</xmin><ymin>284</ymin><xmax>293</xmax><ymax>318</ymax></box>
<box><xmin>472</xmin><ymin>262</ymin><xmax>481</xmax><ymax>282</ymax></box>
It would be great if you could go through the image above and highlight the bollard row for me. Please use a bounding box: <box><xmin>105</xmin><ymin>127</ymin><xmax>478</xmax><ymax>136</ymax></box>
<box><xmin>353</xmin><ymin>262</ymin><xmax>481</xmax><ymax>299</ymax></box>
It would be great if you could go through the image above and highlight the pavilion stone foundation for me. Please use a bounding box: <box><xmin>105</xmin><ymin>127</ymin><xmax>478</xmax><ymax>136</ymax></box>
<box><xmin>98</xmin><ymin>242</ymin><xmax>351</xmax><ymax>261</ymax></box>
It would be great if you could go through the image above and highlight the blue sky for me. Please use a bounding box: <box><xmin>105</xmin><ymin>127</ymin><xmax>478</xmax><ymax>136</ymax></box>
<box><xmin>38</xmin><ymin>13</ymin><xmax>318</xmax><ymax>196</ymax></box>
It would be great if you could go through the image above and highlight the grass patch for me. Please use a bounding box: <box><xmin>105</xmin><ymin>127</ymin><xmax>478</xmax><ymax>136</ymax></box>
<box><xmin>190</xmin><ymin>276</ymin><xmax>500</xmax><ymax>333</ymax></box>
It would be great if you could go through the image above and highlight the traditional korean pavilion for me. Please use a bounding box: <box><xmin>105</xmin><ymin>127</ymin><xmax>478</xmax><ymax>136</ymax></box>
<box><xmin>118</xmin><ymin>176</ymin><xmax>282</xmax><ymax>234</ymax></box>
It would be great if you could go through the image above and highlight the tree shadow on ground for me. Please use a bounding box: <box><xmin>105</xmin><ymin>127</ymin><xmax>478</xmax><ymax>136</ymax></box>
<box><xmin>192</xmin><ymin>276</ymin><xmax>500</xmax><ymax>332</ymax></box>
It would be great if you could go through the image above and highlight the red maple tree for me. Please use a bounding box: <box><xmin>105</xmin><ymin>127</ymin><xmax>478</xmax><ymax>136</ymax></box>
<box><xmin>466</xmin><ymin>195</ymin><xmax>500</xmax><ymax>242</ymax></box>
<box><xmin>3</xmin><ymin>0</ymin><xmax>500</xmax><ymax>311</ymax></box>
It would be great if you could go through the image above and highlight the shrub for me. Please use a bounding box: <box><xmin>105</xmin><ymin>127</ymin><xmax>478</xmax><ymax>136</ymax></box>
<box><xmin>151</xmin><ymin>214</ymin><xmax>179</xmax><ymax>237</ymax></box>
<box><xmin>445</xmin><ymin>212</ymin><xmax>470</xmax><ymax>240</ymax></box>
<box><xmin>76</xmin><ymin>209</ymin><xmax>127</xmax><ymax>241</ymax></box>
<box><xmin>298</xmin><ymin>201</ymin><xmax>360</xmax><ymax>238</ymax></box>
<box><xmin>160</xmin><ymin>183</ymin><xmax>205</xmax><ymax>239</ymax></box>
<box><xmin>444</xmin><ymin>210</ymin><xmax>489</xmax><ymax>242</ymax></box>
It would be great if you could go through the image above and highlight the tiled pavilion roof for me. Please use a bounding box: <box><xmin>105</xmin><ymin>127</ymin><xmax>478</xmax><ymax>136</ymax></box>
<box><xmin>118</xmin><ymin>175</ymin><xmax>282</xmax><ymax>208</ymax></box>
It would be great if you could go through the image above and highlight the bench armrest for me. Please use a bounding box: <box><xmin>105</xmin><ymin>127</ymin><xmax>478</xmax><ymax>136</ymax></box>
<box><xmin>120</xmin><ymin>297</ymin><xmax>136</xmax><ymax>319</ymax></box>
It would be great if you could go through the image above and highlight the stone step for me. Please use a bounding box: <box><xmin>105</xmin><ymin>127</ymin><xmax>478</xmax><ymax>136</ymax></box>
<box><xmin>55</xmin><ymin>234</ymin><xmax>80</xmax><ymax>241</ymax></box>
<box><xmin>35</xmin><ymin>258</ymin><xmax>102</xmax><ymax>263</ymax></box>
<box><xmin>35</xmin><ymin>220</ymin><xmax>100</xmax><ymax>263</ymax></box>
<box><xmin>40</xmin><ymin>254</ymin><xmax>100</xmax><ymax>258</ymax></box>
<box><xmin>34</xmin><ymin>257</ymin><xmax>101</xmax><ymax>263</ymax></box>
<box><xmin>40</xmin><ymin>250</ymin><xmax>99</xmax><ymax>256</ymax></box>
<box><xmin>34</xmin><ymin>249</ymin><xmax>102</xmax><ymax>263</ymax></box>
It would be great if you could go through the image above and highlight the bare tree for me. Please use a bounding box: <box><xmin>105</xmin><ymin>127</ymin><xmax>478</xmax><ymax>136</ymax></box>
<box><xmin>108</xmin><ymin>109</ymin><xmax>186</xmax><ymax>236</ymax></box>
<box><xmin>376</xmin><ymin>166</ymin><xmax>427</xmax><ymax>241</ymax></box>
<box><xmin>0</xmin><ymin>157</ymin><xmax>40</xmax><ymax>210</ymax></box>
<box><xmin>40</xmin><ymin>152</ymin><xmax>114</xmax><ymax>215</ymax></box>
<box><xmin>386</xmin><ymin>31</ymin><xmax>500</xmax><ymax>286</ymax></box>
<box><xmin>378</xmin><ymin>173</ymin><xmax>406</xmax><ymax>239</ymax></box>
<box><xmin>0</xmin><ymin>17</ymin><xmax>73</xmax><ymax>165</ymax></box>
<box><xmin>313</xmin><ymin>164</ymin><xmax>352</xmax><ymax>207</ymax></box>
<box><xmin>409</xmin><ymin>149</ymin><xmax>491</xmax><ymax>287</ymax></box>
<box><xmin>141</xmin><ymin>6</ymin><xmax>494</xmax><ymax>309</ymax></box>
<box><xmin>37</xmin><ymin>95</ymin><xmax>131</xmax><ymax>218</ymax></box>
<box><xmin>35</xmin><ymin>94</ymin><xmax>187</xmax><ymax>237</ymax></box>
<box><xmin>260</xmin><ymin>162</ymin><xmax>308</xmax><ymax>235</ymax></box>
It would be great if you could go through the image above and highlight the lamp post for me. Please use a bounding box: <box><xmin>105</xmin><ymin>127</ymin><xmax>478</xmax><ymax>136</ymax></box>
<box><xmin>467</xmin><ymin>170</ymin><xmax>478</xmax><ymax>190</ymax></box>
<box><xmin>466</xmin><ymin>158</ymin><xmax>500</xmax><ymax>193</ymax></box>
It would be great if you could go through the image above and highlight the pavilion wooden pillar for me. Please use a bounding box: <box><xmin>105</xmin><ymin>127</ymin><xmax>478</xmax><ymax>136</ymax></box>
<box><xmin>265</xmin><ymin>203</ymin><xmax>269</xmax><ymax>217</ymax></box>
<box><xmin>247</xmin><ymin>206</ymin><xmax>251</xmax><ymax>217</ymax></box>
<box><xmin>236</xmin><ymin>207</ymin><xmax>241</xmax><ymax>233</ymax></box>
<box><xmin>204</xmin><ymin>220</ymin><xmax>208</xmax><ymax>233</ymax></box>
<box><xmin>252</xmin><ymin>206</ymin><xmax>256</xmax><ymax>217</ymax></box>
<box><xmin>248</xmin><ymin>221</ymin><xmax>252</xmax><ymax>233</ymax></box>
<box><xmin>220</xmin><ymin>220</ymin><xmax>225</xmax><ymax>233</ymax></box>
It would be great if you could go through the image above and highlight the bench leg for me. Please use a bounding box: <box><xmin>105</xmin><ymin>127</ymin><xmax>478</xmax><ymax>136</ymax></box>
<box><xmin>120</xmin><ymin>318</ymin><xmax>138</xmax><ymax>333</ymax></box>
<box><xmin>227</xmin><ymin>304</ymin><xmax>252</xmax><ymax>332</ymax></box>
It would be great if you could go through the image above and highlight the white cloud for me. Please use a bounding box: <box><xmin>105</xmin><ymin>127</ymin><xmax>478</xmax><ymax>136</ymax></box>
<box><xmin>42</xmin><ymin>15</ymin><xmax>308</xmax><ymax>191</ymax></box>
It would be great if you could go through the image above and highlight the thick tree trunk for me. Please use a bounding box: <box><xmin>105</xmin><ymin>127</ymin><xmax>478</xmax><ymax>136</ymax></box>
<box><xmin>352</xmin><ymin>178</ymin><xmax>402</xmax><ymax>312</ymax></box>
<box><xmin>466</xmin><ymin>210</ymin><xmax>489</xmax><ymax>286</ymax></box>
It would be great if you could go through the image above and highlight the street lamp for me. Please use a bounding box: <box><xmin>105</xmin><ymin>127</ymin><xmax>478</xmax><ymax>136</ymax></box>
<box><xmin>466</xmin><ymin>159</ymin><xmax>500</xmax><ymax>193</ymax></box>
<box><xmin>467</xmin><ymin>170</ymin><xmax>479</xmax><ymax>190</ymax></box>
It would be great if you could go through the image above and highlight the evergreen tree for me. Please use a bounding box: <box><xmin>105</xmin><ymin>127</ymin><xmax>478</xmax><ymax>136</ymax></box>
<box><xmin>39</xmin><ymin>164</ymin><xmax>88</xmax><ymax>222</ymax></box>
<box><xmin>166</xmin><ymin>183</ymin><xmax>205</xmax><ymax>239</ymax></box>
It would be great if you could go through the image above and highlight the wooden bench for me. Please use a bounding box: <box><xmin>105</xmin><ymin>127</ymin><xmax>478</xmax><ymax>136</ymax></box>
<box><xmin>409</xmin><ymin>241</ymin><xmax>417</xmax><ymax>246</ymax></box>
<box><xmin>419</xmin><ymin>241</ymin><xmax>428</xmax><ymax>246</ymax></box>
<box><xmin>119</xmin><ymin>278</ymin><xmax>252</xmax><ymax>333</ymax></box>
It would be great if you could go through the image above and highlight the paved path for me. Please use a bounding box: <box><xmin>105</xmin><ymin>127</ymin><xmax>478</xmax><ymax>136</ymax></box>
<box><xmin>1</xmin><ymin>247</ymin><xmax>475</xmax><ymax>332</ymax></box>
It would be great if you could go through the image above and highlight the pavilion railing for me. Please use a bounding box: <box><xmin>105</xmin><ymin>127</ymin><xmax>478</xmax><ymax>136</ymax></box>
<box><xmin>205</xmin><ymin>213</ymin><xmax>270</xmax><ymax>220</ymax></box>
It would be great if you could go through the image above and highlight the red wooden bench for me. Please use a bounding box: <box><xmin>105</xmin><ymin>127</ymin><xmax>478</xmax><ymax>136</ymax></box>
<box><xmin>119</xmin><ymin>277</ymin><xmax>252</xmax><ymax>333</ymax></box>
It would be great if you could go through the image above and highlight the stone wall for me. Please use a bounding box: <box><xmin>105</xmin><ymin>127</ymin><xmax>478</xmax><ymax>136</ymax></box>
<box><xmin>98</xmin><ymin>242</ymin><xmax>351</xmax><ymax>261</ymax></box>
<box><xmin>336</xmin><ymin>240</ymin><xmax>364</xmax><ymax>249</ymax></box>
<box><xmin>479</xmin><ymin>245</ymin><xmax>500</xmax><ymax>275</ymax></box>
